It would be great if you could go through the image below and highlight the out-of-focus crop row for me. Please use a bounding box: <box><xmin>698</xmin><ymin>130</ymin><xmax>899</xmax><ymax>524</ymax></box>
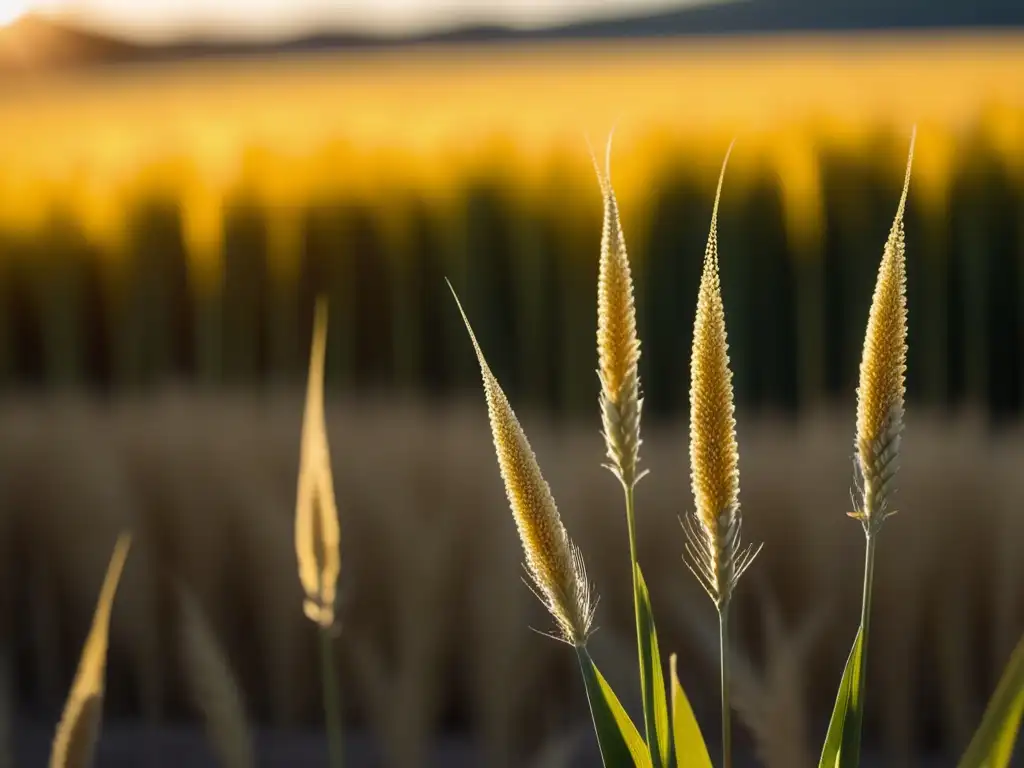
<box><xmin>0</xmin><ymin>35</ymin><xmax>1020</xmax><ymax>418</ymax></box>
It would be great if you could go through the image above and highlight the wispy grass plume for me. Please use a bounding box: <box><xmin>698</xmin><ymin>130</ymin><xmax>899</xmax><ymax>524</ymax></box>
<box><xmin>449</xmin><ymin>280</ymin><xmax>594</xmax><ymax>647</ymax></box>
<box><xmin>294</xmin><ymin>296</ymin><xmax>344</xmax><ymax>768</ymax></box>
<box><xmin>49</xmin><ymin>533</ymin><xmax>131</xmax><ymax>768</ymax></box>
<box><xmin>594</xmin><ymin>133</ymin><xmax>644</xmax><ymax>492</ymax></box>
<box><xmin>592</xmin><ymin>134</ymin><xmax>671</xmax><ymax>767</ymax></box>
<box><xmin>852</xmin><ymin>131</ymin><xmax>914</xmax><ymax>534</ymax></box>
<box><xmin>683</xmin><ymin>142</ymin><xmax>760</xmax><ymax>768</ymax></box>
<box><xmin>823</xmin><ymin>128</ymin><xmax>915</xmax><ymax>768</ymax></box>
<box><xmin>683</xmin><ymin>142</ymin><xmax>761</xmax><ymax>609</ymax></box>
<box><xmin>295</xmin><ymin>297</ymin><xmax>341</xmax><ymax>629</ymax></box>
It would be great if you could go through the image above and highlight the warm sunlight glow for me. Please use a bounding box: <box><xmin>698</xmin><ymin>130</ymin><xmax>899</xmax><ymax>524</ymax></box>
<box><xmin>0</xmin><ymin>0</ymin><xmax>28</xmax><ymax>26</ymax></box>
<box><xmin>39</xmin><ymin>0</ymin><xmax>700</xmax><ymax>42</ymax></box>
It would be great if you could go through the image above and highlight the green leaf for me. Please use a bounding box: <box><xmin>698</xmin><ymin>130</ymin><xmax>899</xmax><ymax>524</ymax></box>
<box><xmin>957</xmin><ymin>633</ymin><xmax>1024</xmax><ymax>768</ymax></box>
<box><xmin>577</xmin><ymin>647</ymin><xmax>652</xmax><ymax>768</ymax></box>
<box><xmin>635</xmin><ymin>565</ymin><xmax>672</xmax><ymax>767</ymax></box>
<box><xmin>669</xmin><ymin>653</ymin><xmax>713</xmax><ymax>768</ymax></box>
<box><xmin>818</xmin><ymin>627</ymin><xmax>865</xmax><ymax>768</ymax></box>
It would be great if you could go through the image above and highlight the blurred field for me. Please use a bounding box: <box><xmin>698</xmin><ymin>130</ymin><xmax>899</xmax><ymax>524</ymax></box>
<box><xmin>0</xmin><ymin>33</ymin><xmax>1021</xmax><ymax>417</ymax></box>
<box><xmin>2</xmin><ymin>393</ymin><xmax>1022</xmax><ymax>764</ymax></box>
<box><xmin>2</xmin><ymin>30</ymin><xmax>1024</xmax><ymax>766</ymax></box>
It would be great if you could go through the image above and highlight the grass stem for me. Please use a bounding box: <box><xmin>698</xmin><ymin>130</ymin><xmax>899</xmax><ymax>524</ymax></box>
<box><xmin>719</xmin><ymin>604</ymin><xmax>732</xmax><ymax>768</ymax></box>
<box><xmin>853</xmin><ymin>530</ymin><xmax>878</xmax><ymax>751</ymax></box>
<box><xmin>623</xmin><ymin>484</ymin><xmax>658</xmax><ymax>763</ymax></box>
<box><xmin>319</xmin><ymin>625</ymin><xmax>344</xmax><ymax>768</ymax></box>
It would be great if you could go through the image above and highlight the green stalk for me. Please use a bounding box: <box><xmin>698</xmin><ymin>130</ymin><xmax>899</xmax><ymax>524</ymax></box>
<box><xmin>624</xmin><ymin>483</ymin><xmax>658</xmax><ymax>764</ymax></box>
<box><xmin>319</xmin><ymin>626</ymin><xmax>344</xmax><ymax>768</ymax></box>
<box><xmin>852</xmin><ymin>529</ymin><xmax>878</xmax><ymax>754</ymax></box>
<box><xmin>719</xmin><ymin>603</ymin><xmax>732</xmax><ymax>768</ymax></box>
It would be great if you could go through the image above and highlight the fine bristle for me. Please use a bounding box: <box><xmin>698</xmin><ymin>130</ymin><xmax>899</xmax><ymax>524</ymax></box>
<box><xmin>50</xmin><ymin>533</ymin><xmax>132</xmax><ymax>768</ymax></box>
<box><xmin>853</xmin><ymin>128</ymin><xmax>915</xmax><ymax>531</ymax></box>
<box><xmin>449</xmin><ymin>280</ymin><xmax>595</xmax><ymax>646</ymax></box>
<box><xmin>684</xmin><ymin>142</ymin><xmax>760</xmax><ymax>609</ymax></box>
<box><xmin>295</xmin><ymin>297</ymin><xmax>341</xmax><ymax>629</ymax></box>
<box><xmin>593</xmin><ymin>133</ymin><xmax>645</xmax><ymax>490</ymax></box>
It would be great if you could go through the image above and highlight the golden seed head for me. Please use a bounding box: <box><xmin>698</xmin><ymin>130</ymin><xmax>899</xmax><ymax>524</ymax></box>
<box><xmin>593</xmin><ymin>135</ymin><xmax>644</xmax><ymax>489</ymax></box>
<box><xmin>854</xmin><ymin>129</ymin><xmax>915</xmax><ymax>529</ymax></box>
<box><xmin>689</xmin><ymin>147</ymin><xmax>740</xmax><ymax>535</ymax></box>
<box><xmin>295</xmin><ymin>297</ymin><xmax>341</xmax><ymax>629</ymax></box>
<box><xmin>683</xmin><ymin>143</ymin><xmax>760</xmax><ymax>609</ymax></box>
<box><xmin>50</xmin><ymin>534</ymin><xmax>132</xmax><ymax>768</ymax></box>
<box><xmin>450</xmin><ymin>281</ymin><xmax>595</xmax><ymax>646</ymax></box>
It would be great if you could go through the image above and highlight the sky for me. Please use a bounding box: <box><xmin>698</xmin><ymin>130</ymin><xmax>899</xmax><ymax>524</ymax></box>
<box><xmin>31</xmin><ymin>0</ymin><xmax>703</xmax><ymax>43</ymax></box>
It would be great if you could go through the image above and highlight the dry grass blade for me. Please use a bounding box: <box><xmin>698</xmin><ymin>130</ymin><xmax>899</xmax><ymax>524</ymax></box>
<box><xmin>684</xmin><ymin>141</ymin><xmax>761</xmax><ymax>610</ymax></box>
<box><xmin>529</xmin><ymin>727</ymin><xmax>584</xmax><ymax>768</ymax></box>
<box><xmin>49</xmin><ymin>533</ymin><xmax>131</xmax><ymax>768</ymax></box>
<box><xmin>853</xmin><ymin>128</ymin><xmax>915</xmax><ymax>531</ymax></box>
<box><xmin>348</xmin><ymin>507</ymin><xmax>456</xmax><ymax>768</ymax></box>
<box><xmin>176</xmin><ymin>583</ymin><xmax>254</xmax><ymax>768</ymax></box>
<box><xmin>730</xmin><ymin>597</ymin><xmax>823</xmax><ymax>768</ymax></box>
<box><xmin>295</xmin><ymin>296</ymin><xmax>341</xmax><ymax>629</ymax></box>
<box><xmin>593</xmin><ymin>133</ymin><xmax>644</xmax><ymax>490</ymax></box>
<box><xmin>448</xmin><ymin>280</ymin><xmax>595</xmax><ymax>647</ymax></box>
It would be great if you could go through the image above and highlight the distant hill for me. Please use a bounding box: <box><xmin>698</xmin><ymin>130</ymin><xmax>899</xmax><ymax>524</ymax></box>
<box><xmin>3</xmin><ymin>0</ymin><xmax>1023</xmax><ymax>72</ymax></box>
<box><xmin>0</xmin><ymin>14</ymin><xmax>139</xmax><ymax>72</ymax></box>
<box><xmin>430</xmin><ymin>0</ymin><xmax>1024</xmax><ymax>41</ymax></box>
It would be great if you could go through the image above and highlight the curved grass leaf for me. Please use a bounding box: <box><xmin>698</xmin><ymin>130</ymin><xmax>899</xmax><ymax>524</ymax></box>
<box><xmin>636</xmin><ymin>565</ymin><xmax>672</xmax><ymax>766</ymax></box>
<box><xmin>818</xmin><ymin>627</ymin><xmax>865</xmax><ymax>768</ymax></box>
<box><xmin>957</xmin><ymin>633</ymin><xmax>1024</xmax><ymax>768</ymax></box>
<box><xmin>51</xmin><ymin>533</ymin><xmax>132</xmax><ymax>768</ymax></box>
<box><xmin>577</xmin><ymin>647</ymin><xmax>652</xmax><ymax>768</ymax></box>
<box><xmin>669</xmin><ymin>653</ymin><xmax>713</xmax><ymax>768</ymax></box>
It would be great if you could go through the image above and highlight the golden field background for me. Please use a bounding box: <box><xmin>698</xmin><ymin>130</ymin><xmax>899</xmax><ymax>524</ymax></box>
<box><xmin>1</xmin><ymin>33</ymin><xmax>1022</xmax><ymax>254</ymax></box>
<box><xmin>0</xmin><ymin>33</ymin><xmax>1021</xmax><ymax>414</ymax></box>
<box><xmin>2</xmin><ymin>30</ymin><xmax>1024</xmax><ymax>765</ymax></box>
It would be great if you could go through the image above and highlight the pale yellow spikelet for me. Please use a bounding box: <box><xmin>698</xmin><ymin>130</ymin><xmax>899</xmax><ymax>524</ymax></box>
<box><xmin>683</xmin><ymin>142</ymin><xmax>760</xmax><ymax>609</ymax></box>
<box><xmin>449</xmin><ymin>281</ymin><xmax>595</xmax><ymax>646</ymax></box>
<box><xmin>593</xmin><ymin>133</ymin><xmax>644</xmax><ymax>490</ymax></box>
<box><xmin>50</xmin><ymin>534</ymin><xmax>132</xmax><ymax>768</ymax></box>
<box><xmin>295</xmin><ymin>297</ymin><xmax>341</xmax><ymax>629</ymax></box>
<box><xmin>853</xmin><ymin>129</ymin><xmax>915</xmax><ymax>531</ymax></box>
